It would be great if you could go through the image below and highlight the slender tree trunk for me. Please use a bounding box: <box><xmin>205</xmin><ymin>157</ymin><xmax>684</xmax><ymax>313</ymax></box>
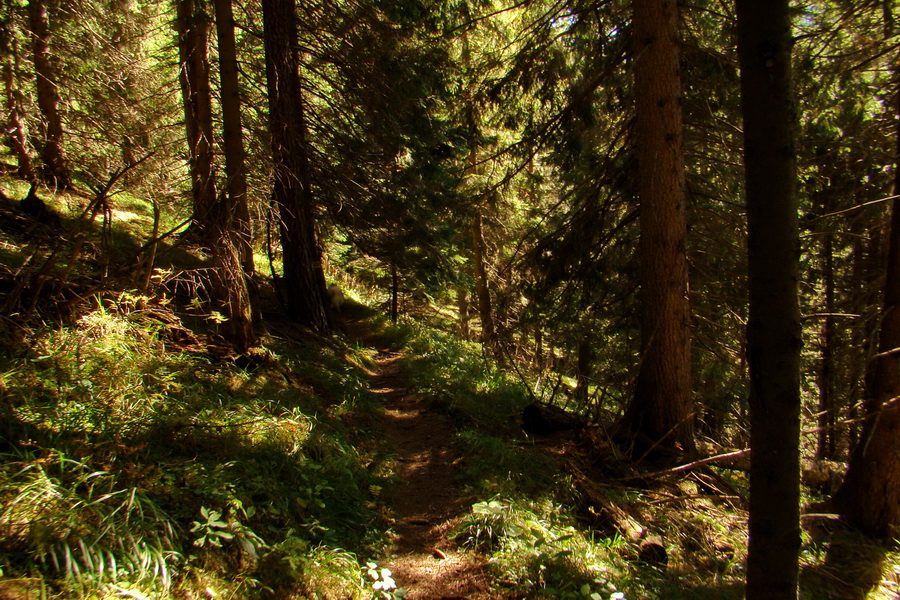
<box><xmin>817</xmin><ymin>217</ymin><xmax>836</xmax><ymax>460</ymax></box>
<box><xmin>27</xmin><ymin>0</ymin><xmax>69</xmax><ymax>189</ymax></box>
<box><xmin>833</xmin><ymin>46</ymin><xmax>900</xmax><ymax>541</ymax></box>
<box><xmin>212</xmin><ymin>0</ymin><xmax>253</xmax><ymax>276</ymax></box>
<box><xmin>472</xmin><ymin>210</ymin><xmax>495</xmax><ymax>347</ymax></box>
<box><xmin>176</xmin><ymin>0</ymin><xmax>216</xmax><ymax>240</ymax></box>
<box><xmin>2</xmin><ymin>38</ymin><xmax>35</xmax><ymax>181</ymax></box>
<box><xmin>737</xmin><ymin>1</ymin><xmax>802</xmax><ymax>598</ymax></box>
<box><xmin>457</xmin><ymin>285</ymin><xmax>470</xmax><ymax>339</ymax></box>
<box><xmin>261</xmin><ymin>0</ymin><xmax>330</xmax><ymax>332</ymax></box>
<box><xmin>619</xmin><ymin>0</ymin><xmax>693</xmax><ymax>455</ymax></box>
<box><xmin>575</xmin><ymin>334</ymin><xmax>592</xmax><ymax>403</ymax></box>
<box><xmin>209</xmin><ymin>225</ymin><xmax>256</xmax><ymax>351</ymax></box>
<box><xmin>391</xmin><ymin>261</ymin><xmax>399</xmax><ymax>323</ymax></box>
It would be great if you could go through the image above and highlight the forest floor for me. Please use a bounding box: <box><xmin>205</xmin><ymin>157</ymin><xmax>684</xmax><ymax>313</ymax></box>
<box><xmin>344</xmin><ymin>311</ymin><xmax>494</xmax><ymax>600</ymax></box>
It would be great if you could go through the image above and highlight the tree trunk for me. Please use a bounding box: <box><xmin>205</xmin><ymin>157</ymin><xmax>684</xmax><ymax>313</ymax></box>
<box><xmin>209</xmin><ymin>225</ymin><xmax>256</xmax><ymax>352</ymax></box>
<box><xmin>261</xmin><ymin>0</ymin><xmax>330</xmax><ymax>332</ymax></box>
<box><xmin>833</xmin><ymin>45</ymin><xmax>900</xmax><ymax>541</ymax></box>
<box><xmin>391</xmin><ymin>261</ymin><xmax>399</xmax><ymax>323</ymax></box>
<box><xmin>816</xmin><ymin>207</ymin><xmax>836</xmax><ymax>460</ymax></box>
<box><xmin>176</xmin><ymin>0</ymin><xmax>216</xmax><ymax>240</ymax></box>
<box><xmin>575</xmin><ymin>334</ymin><xmax>592</xmax><ymax>403</ymax></box>
<box><xmin>472</xmin><ymin>210</ymin><xmax>495</xmax><ymax>348</ymax></box>
<box><xmin>212</xmin><ymin>0</ymin><xmax>253</xmax><ymax>276</ymax></box>
<box><xmin>27</xmin><ymin>0</ymin><xmax>69</xmax><ymax>189</ymax></box>
<box><xmin>2</xmin><ymin>39</ymin><xmax>35</xmax><ymax>181</ymax></box>
<box><xmin>736</xmin><ymin>1</ymin><xmax>802</xmax><ymax>598</ymax></box>
<box><xmin>457</xmin><ymin>285</ymin><xmax>469</xmax><ymax>339</ymax></box>
<box><xmin>618</xmin><ymin>0</ymin><xmax>693</xmax><ymax>456</ymax></box>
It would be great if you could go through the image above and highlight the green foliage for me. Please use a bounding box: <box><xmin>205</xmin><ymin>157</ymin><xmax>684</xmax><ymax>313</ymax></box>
<box><xmin>0</xmin><ymin>304</ymin><xmax>387</xmax><ymax>598</ymax></box>
<box><xmin>0</xmin><ymin>448</ymin><xmax>178</xmax><ymax>592</ymax></box>
<box><xmin>457</xmin><ymin>497</ymin><xmax>633</xmax><ymax>600</ymax></box>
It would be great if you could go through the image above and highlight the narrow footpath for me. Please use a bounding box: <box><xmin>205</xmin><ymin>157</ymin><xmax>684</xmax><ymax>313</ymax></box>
<box><xmin>345</xmin><ymin>310</ymin><xmax>492</xmax><ymax>600</ymax></box>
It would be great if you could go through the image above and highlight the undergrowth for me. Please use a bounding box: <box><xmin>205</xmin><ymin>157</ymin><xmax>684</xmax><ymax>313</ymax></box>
<box><xmin>0</xmin><ymin>299</ymin><xmax>389</xmax><ymax>599</ymax></box>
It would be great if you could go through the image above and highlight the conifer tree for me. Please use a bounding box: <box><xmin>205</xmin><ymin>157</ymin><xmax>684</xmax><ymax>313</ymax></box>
<box><xmin>262</xmin><ymin>0</ymin><xmax>331</xmax><ymax>332</ymax></box>
<box><xmin>618</xmin><ymin>0</ymin><xmax>694</xmax><ymax>456</ymax></box>
<box><xmin>27</xmin><ymin>0</ymin><xmax>69</xmax><ymax>188</ymax></box>
<box><xmin>737</xmin><ymin>0</ymin><xmax>802</xmax><ymax>597</ymax></box>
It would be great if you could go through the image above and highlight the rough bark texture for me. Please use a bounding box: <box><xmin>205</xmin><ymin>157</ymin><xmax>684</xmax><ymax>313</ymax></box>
<box><xmin>176</xmin><ymin>0</ymin><xmax>216</xmax><ymax>239</ymax></box>
<box><xmin>27</xmin><ymin>0</ymin><xmax>69</xmax><ymax>189</ymax></box>
<box><xmin>212</xmin><ymin>0</ymin><xmax>253</xmax><ymax>276</ymax></box>
<box><xmin>736</xmin><ymin>1</ymin><xmax>802</xmax><ymax>598</ymax></box>
<box><xmin>209</xmin><ymin>227</ymin><xmax>256</xmax><ymax>351</ymax></box>
<box><xmin>2</xmin><ymin>43</ymin><xmax>35</xmax><ymax>181</ymax></box>
<box><xmin>619</xmin><ymin>0</ymin><xmax>693</xmax><ymax>455</ymax></box>
<box><xmin>833</xmin><ymin>49</ymin><xmax>900</xmax><ymax>540</ymax></box>
<box><xmin>262</xmin><ymin>0</ymin><xmax>330</xmax><ymax>332</ymax></box>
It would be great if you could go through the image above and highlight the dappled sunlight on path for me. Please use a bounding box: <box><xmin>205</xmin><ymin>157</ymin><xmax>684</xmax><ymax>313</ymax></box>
<box><xmin>370</xmin><ymin>351</ymin><xmax>492</xmax><ymax>600</ymax></box>
<box><xmin>340</xmin><ymin>304</ymin><xmax>494</xmax><ymax>600</ymax></box>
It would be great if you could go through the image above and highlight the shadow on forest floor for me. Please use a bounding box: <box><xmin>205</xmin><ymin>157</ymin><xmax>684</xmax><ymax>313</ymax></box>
<box><xmin>801</xmin><ymin>523</ymin><xmax>895</xmax><ymax>599</ymax></box>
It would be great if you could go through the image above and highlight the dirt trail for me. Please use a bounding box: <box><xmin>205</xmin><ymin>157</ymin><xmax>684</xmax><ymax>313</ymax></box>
<box><xmin>345</xmin><ymin>311</ymin><xmax>492</xmax><ymax>600</ymax></box>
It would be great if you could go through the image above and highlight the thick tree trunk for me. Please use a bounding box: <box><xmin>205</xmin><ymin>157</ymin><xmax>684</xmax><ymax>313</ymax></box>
<box><xmin>2</xmin><ymin>41</ymin><xmax>35</xmax><ymax>181</ymax></box>
<box><xmin>27</xmin><ymin>0</ymin><xmax>69</xmax><ymax>189</ymax></box>
<box><xmin>619</xmin><ymin>0</ymin><xmax>693</xmax><ymax>456</ymax></box>
<box><xmin>212</xmin><ymin>0</ymin><xmax>253</xmax><ymax>276</ymax></box>
<box><xmin>736</xmin><ymin>1</ymin><xmax>802</xmax><ymax>598</ymax></box>
<box><xmin>575</xmin><ymin>334</ymin><xmax>592</xmax><ymax>403</ymax></box>
<box><xmin>833</xmin><ymin>48</ymin><xmax>900</xmax><ymax>541</ymax></box>
<box><xmin>176</xmin><ymin>0</ymin><xmax>216</xmax><ymax>240</ymax></box>
<box><xmin>261</xmin><ymin>0</ymin><xmax>330</xmax><ymax>332</ymax></box>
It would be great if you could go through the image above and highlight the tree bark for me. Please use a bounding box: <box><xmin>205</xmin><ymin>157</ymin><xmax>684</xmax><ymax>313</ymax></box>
<box><xmin>619</xmin><ymin>0</ymin><xmax>693</xmax><ymax>455</ymax></box>
<box><xmin>472</xmin><ymin>209</ymin><xmax>495</xmax><ymax>348</ymax></box>
<box><xmin>736</xmin><ymin>1</ymin><xmax>802</xmax><ymax>598</ymax></box>
<box><xmin>391</xmin><ymin>261</ymin><xmax>399</xmax><ymax>323</ymax></box>
<box><xmin>212</xmin><ymin>0</ymin><xmax>253</xmax><ymax>276</ymax></box>
<box><xmin>457</xmin><ymin>285</ymin><xmax>470</xmax><ymax>339</ymax></box>
<box><xmin>816</xmin><ymin>200</ymin><xmax>836</xmax><ymax>460</ymax></box>
<box><xmin>176</xmin><ymin>0</ymin><xmax>216</xmax><ymax>240</ymax></box>
<box><xmin>261</xmin><ymin>0</ymin><xmax>330</xmax><ymax>332</ymax></box>
<box><xmin>575</xmin><ymin>334</ymin><xmax>592</xmax><ymax>403</ymax></box>
<box><xmin>833</xmin><ymin>45</ymin><xmax>900</xmax><ymax>541</ymax></box>
<box><xmin>27</xmin><ymin>0</ymin><xmax>69</xmax><ymax>189</ymax></box>
<box><xmin>2</xmin><ymin>36</ymin><xmax>35</xmax><ymax>181</ymax></box>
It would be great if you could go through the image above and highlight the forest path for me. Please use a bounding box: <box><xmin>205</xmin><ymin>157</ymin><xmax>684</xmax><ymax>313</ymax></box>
<box><xmin>342</xmin><ymin>309</ymin><xmax>493</xmax><ymax>600</ymax></box>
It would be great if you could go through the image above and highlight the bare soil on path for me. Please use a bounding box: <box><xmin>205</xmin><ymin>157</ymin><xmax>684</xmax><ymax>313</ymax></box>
<box><xmin>344</xmin><ymin>311</ymin><xmax>494</xmax><ymax>600</ymax></box>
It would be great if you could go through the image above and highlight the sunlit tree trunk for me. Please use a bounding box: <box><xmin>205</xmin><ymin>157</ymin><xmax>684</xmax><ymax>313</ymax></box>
<box><xmin>833</xmin><ymin>43</ymin><xmax>900</xmax><ymax>541</ymax></box>
<box><xmin>27</xmin><ymin>0</ymin><xmax>69</xmax><ymax>189</ymax></box>
<box><xmin>391</xmin><ymin>261</ymin><xmax>399</xmax><ymax>323</ymax></box>
<box><xmin>737</xmin><ymin>0</ymin><xmax>802</xmax><ymax>598</ymax></box>
<box><xmin>262</xmin><ymin>0</ymin><xmax>330</xmax><ymax>332</ymax></box>
<box><xmin>176</xmin><ymin>0</ymin><xmax>216</xmax><ymax>240</ymax></box>
<box><xmin>472</xmin><ymin>209</ymin><xmax>495</xmax><ymax>347</ymax></box>
<box><xmin>213</xmin><ymin>0</ymin><xmax>253</xmax><ymax>276</ymax></box>
<box><xmin>457</xmin><ymin>286</ymin><xmax>470</xmax><ymax>339</ymax></box>
<box><xmin>618</xmin><ymin>0</ymin><xmax>693</xmax><ymax>455</ymax></box>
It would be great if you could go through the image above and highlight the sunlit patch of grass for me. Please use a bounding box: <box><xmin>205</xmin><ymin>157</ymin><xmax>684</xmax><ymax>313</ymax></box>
<box><xmin>0</xmin><ymin>303</ymin><xmax>390</xmax><ymax>598</ymax></box>
<box><xmin>456</xmin><ymin>497</ymin><xmax>634</xmax><ymax>600</ymax></box>
<box><xmin>0</xmin><ymin>448</ymin><xmax>180</xmax><ymax>595</ymax></box>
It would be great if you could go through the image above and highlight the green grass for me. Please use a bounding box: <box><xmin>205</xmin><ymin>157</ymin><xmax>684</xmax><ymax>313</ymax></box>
<box><xmin>0</xmin><ymin>302</ymin><xmax>389</xmax><ymax>599</ymax></box>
